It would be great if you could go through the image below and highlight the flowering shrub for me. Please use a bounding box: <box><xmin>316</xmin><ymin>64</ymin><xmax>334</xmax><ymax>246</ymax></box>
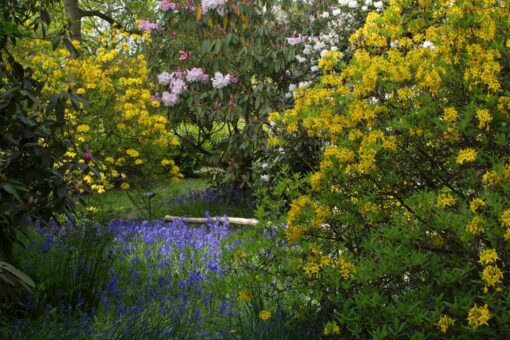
<box><xmin>260</xmin><ymin>0</ymin><xmax>381</xmax><ymax>186</ymax></box>
<box><xmin>15</xmin><ymin>30</ymin><xmax>182</xmax><ymax>194</ymax></box>
<box><xmin>264</xmin><ymin>0</ymin><xmax>510</xmax><ymax>337</ymax></box>
<box><xmin>148</xmin><ymin>0</ymin><xmax>342</xmax><ymax>187</ymax></box>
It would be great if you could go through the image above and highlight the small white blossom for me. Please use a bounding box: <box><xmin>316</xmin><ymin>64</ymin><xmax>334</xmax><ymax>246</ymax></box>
<box><xmin>423</xmin><ymin>40</ymin><xmax>435</xmax><ymax>51</ymax></box>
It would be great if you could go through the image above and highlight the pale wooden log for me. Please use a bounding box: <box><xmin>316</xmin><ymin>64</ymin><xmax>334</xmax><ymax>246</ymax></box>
<box><xmin>163</xmin><ymin>215</ymin><xmax>258</xmax><ymax>226</ymax></box>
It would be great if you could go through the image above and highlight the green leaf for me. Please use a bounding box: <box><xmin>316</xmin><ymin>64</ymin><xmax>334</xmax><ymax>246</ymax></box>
<box><xmin>2</xmin><ymin>183</ymin><xmax>21</xmax><ymax>201</ymax></box>
<box><xmin>51</xmin><ymin>35</ymin><xmax>61</xmax><ymax>51</ymax></box>
<box><xmin>214</xmin><ymin>39</ymin><xmax>222</xmax><ymax>54</ymax></box>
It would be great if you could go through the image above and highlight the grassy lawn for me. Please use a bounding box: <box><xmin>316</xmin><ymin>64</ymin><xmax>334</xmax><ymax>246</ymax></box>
<box><xmin>82</xmin><ymin>177</ymin><xmax>255</xmax><ymax>222</ymax></box>
<box><xmin>83</xmin><ymin>178</ymin><xmax>210</xmax><ymax>221</ymax></box>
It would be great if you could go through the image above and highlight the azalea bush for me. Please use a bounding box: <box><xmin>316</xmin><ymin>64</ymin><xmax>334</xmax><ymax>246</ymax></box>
<box><xmin>260</xmin><ymin>0</ymin><xmax>382</xmax><ymax>185</ymax></box>
<box><xmin>15</xmin><ymin>29</ymin><xmax>182</xmax><ymax>195</ymax></box>
<box><xmin>262</xmin><ymin>0</ymin><xmax>510</xmax><ymax>337</ymax></box>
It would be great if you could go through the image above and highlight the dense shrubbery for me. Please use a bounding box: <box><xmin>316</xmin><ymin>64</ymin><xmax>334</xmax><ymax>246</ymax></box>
<box><xmin>0</xmin><ymin>0</ymin><xmax>76</xmax><ymax>263</ymax></box>
<box><xmin>15</xmin><ymin>31</ymin><xmax>182</xmax><ymax>194</ymax></box>
<box><xmin>255</xmin><ymin>0</ymin><xmax>510</xmax><ymax>336</ymax></box>
<box><xmin>3</xmin><ymin>0</ymin><xmax>510</xmax><ymax>338</ymax></box>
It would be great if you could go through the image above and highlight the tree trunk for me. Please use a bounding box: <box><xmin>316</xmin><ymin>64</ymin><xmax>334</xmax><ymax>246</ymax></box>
<box><xmin>64</xmin><ymin>0</ymin><xmax>82</xmax><ymax>41</ymax></box>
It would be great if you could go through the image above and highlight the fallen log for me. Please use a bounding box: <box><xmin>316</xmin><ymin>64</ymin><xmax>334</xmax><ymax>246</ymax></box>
<box><xmin>163</xmin><ymin>215</ymin><xmax>258</xmax><ymax>226</ymax></box>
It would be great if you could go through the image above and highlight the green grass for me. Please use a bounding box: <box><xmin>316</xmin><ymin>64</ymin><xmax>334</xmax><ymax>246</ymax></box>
<box><xmin>82</xmin><ymin>178</ymin><xmax>209</xmax><ymax>221</ymax></box>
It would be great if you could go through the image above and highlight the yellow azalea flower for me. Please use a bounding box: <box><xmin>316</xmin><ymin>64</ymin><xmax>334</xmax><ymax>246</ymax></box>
<box><xmin>467</xmin><ymin>304</ymin><xmax>490</xmax><ymax>331</ymax></box>
<box><xmin>500</xmin><ymin>209</ymin><xmax>510</xmax><ymax>228</ymax></box>
<box><xmin>323</xmin><ymin>321</ymin><xmax>341</xmax><ymax>336</ymax></box>
<box><xmin>469</xmin><ymin>198</ymin><xmax>485</xmax><ymax>213</ymax></box>
<box><xmin>437</xmin><ymin>315</ymin><xmax>455</xmax><ymax>334</ymax></box>
<box><xmin>259</xmin><ymin>310</ymin><xmax>272</xmax><ymax>321</ymax></box>
<box><xmin>482</xmin><ymin>265</ymin><xmax>503</xmax><ymax>289</ymax></box>
<box><xmin>161</xmin><ymin>159</ymin><xmax>174</xmax><ymax>166</ymax></box>
<box><xmin>310</xmin><ymin>172</ymin><xmax>324</xmax><ymax>192</ymax></box>
<box><xmin>443</xmin><ymin>107</ymin><xmax>458</xmax><ymax>124</ymax></box>
<box><xmin>303</xmin><ymin>261</ymin><xmax>320</xmax><ymax>277</ymax></box>
<box><xmin>479</xmin><ymin>249</ymin><xmax>499</xmax><ymax>266</ymax></box>
<box><xmin>126</xmin><ymin>148</ymin><xmax>139</xmax><ymax>158</ymax></box>
<box><xmin>268</xmin><ymin>111</ymin><xmax>280</xmax><ymax>122</ymax></box>
<box><xmin>238</xmin><ymin>290</ymin><xmax>252</xmax><ymax>302</ymax></box>
<box><xmin>466</xmin><ymin>216</ymin><xmax>485</xmax><ymax>236</ymax></box>
<box><xmin>436</xmin><ymin>193</ymin><xmax>456</xmax><ymax>209</ymax></box>
<box><xmin>76</xmin><ymin>124</ymin><xmax>90</xmax><ymax>133</ymax></box>
<box><xmin>476</xmin><ymin>109</ymin><xmax>492</xmax><ymax>130</ymax></box>
<box><xmin>120</xmin><ymin>182</ymin><xmax>130</xmax><ymax>190</ymax></box>
<box><xmin>456</xmin><ymin>148</ymin><xmax>477</xmax><ymax>164</ymax></box>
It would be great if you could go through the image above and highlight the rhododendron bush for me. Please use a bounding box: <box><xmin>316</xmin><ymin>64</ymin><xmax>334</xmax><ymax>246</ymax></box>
<box><xmin>233</xmin><ymin>0</ymin><xmax>510</xmax><ymax>337</ymax></box>
<box><xmin>146</xmin><ymin>0</ymin><xmax>376</xmax><ymax>185</ymax></box>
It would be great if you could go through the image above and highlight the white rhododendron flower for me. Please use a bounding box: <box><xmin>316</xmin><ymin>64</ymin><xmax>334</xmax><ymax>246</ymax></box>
<box><xmin>212</xmin><ymin>72</ymin><xmax>233</xmax><ymax>89</ymax></box>
<box><xmin>157</xmin><ymin>71</ymin><xmax>173</xmax><ymax>85</ymax></box>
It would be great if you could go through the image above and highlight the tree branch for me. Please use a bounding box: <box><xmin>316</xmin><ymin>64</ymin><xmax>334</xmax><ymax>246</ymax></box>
<box><xmin>79</xmin><ymin>9</ymin><xmax>139</xmax><ymax>34</ymax></box>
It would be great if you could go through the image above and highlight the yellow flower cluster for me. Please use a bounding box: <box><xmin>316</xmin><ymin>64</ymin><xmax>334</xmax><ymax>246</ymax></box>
<box><xmin>466</xmin><ymin>216</ymin><xmax>485</xmax><ymax>236</ymax></box>
<box><xmin>318</xmin><ymin>51</ymin><xmax>343</xmax><ymax>72</ymax></box>
<box><xmin>259</xmin><ymin>310</ymin><xmax>272</xmax><ymax>321</ymax></box>
<box><xmin>15</xmin><ymin>29</ymin><xmax>182</xmax><ymax>189</ymax></box>
<box><xmin>476</xmin><ymin>109</ymin><xmax>492</xmax><ymax>130</ymax></box>
<box><xmin>479</xmin><ymin>249</ymin><xmax>503</xmax><ymax>292</ymax></box>
<box><xmin>437</xmin><ymin>315</ymin><xmax>455</xmax><ymax>334</ymax></box>
<box><xmin>323</xmin><ymin>321</ymin><xmax>341</xmax><ymax>336</ymax></box>
<box><xmin>443</xmin><ymin>107</ymin><xmax>458</xmax><ymax>124</ymax></box>
<box><xmin>469</xmin><ymin>198</ymin><xmax>486</xmax><ymax>213</ymax></box>
<box><xmin>467</xmin><ymin>304</ymin><xmax>490</xmax><ymax>331</ymax></box>
<box><xmin>456</xmin><ymin>149</ymin><xmax>477</xmax><ymax>165</ymax></box>
<box><xmin>238</xmin><ymin>290</ymin><xmax>252</xmax><ymax>302</ymax></box>
<box><xmin>436</xmin><ymin>193</ymin><xmax>456</xmax><ymax>209</ymax></box>
<box><xmin>286</xmin><ymin>195</ymin><xmax>330</xmax><ymax>243</ymax></box>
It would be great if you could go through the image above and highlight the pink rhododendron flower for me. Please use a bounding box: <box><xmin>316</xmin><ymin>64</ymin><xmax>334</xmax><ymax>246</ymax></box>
<box><xmin>162</xmin><ymin>91</ymin><xmax>178</xmax><ymax>106</ymax></box>
<box><xmin>186</xmin><ymin>68</ymin><xmax>206</xmax><ymax>82</ymax></box>
<box><xmin>179</xmin><ymin>51</ymin><xmax>191</xmax><ymax>61</ymax></box>
<box><xmin>171</xmin><ymin>79</ymin><xmax>187</xmax><ymax>94</ymax></box>
<box><xmin>173</xmin><ymin>69</ymin><xmax>187</xmax><ymax>79</ymax></box>
<box><xmin>139</xmin><ymin>20</ymin><xmax>160</xmax><ymax>32</ymax></box>
<box><xmin>286</xmin><ymin>34</ymin><xmax>309</xmax><ymax>46</ymax></box>
<box><xmin>201</xmin><ymin>74</ymin><xmax>210</xmax><ymax>83</ymax></box>
<box><xmin>202</xmin><ymin>0</ymin><xmax>226</xmax><ymax>14</ymax></box>
<box><xmin>150</xmin><ymin>93</ymin><xmax>161</xmax><ymax>102</ymax></box>
<box><xmin>228</xmin><ymin>73</ymin><xmax>237</xmax><ymax>83</ymax></box>
<box><xmin>159</xmin><ymin>0</ymin><xmax>178</xmax><ymax>10</ymax></box>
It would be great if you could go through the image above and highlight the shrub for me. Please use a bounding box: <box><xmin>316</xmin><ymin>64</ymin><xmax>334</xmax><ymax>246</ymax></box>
<box><xmin>269</xmin><ymin>0</ymin><xmax>510</xmax><ymax>337</ymax></box>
